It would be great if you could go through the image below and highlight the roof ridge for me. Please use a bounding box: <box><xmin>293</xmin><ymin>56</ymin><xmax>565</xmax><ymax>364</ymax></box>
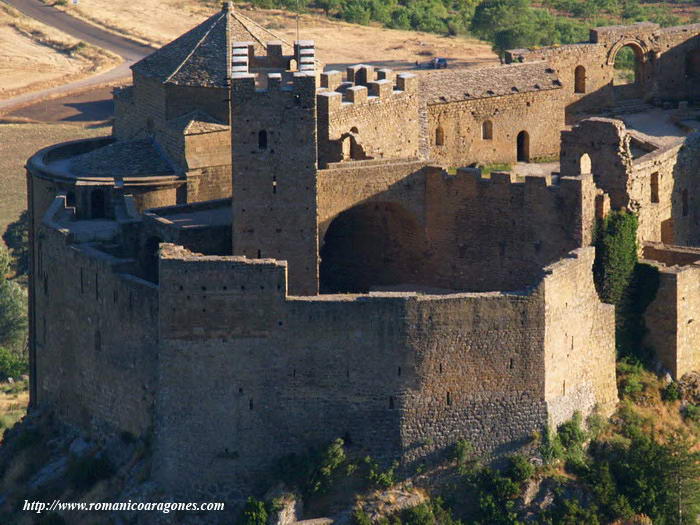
<box><xmin>231</xmin><ymin>8</ymin><xmax>293</xmax><ymax>49</ymax></box>
<box><xmin>164</xmin><ymin>10</ymin><xmax>227</xmax><ymax>84</ymax></box>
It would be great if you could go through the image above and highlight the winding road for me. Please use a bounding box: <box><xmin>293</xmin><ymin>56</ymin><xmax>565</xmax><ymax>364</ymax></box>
<box><xmin>0</xmin><ymin>0</ymin><xmax>154</xmax><ymax>114</ymax></box>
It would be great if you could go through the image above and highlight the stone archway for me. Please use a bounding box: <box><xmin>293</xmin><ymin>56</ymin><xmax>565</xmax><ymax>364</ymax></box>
<box><xmin>319</xmin><ymin>202</ymin><xmax>427</xmax><ymax>293</ymax></box>
<box><xmin>607</xmin><ymin>39</ymin><xmax>650</xmax><ymax>100</ymax></box>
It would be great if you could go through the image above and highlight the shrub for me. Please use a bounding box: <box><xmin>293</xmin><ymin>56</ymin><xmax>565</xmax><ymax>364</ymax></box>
<box><xmin>504</xmin><ymin>454</ymin><xmax>534</xmax><ymax>485</ymax></box>
<box><xmin>237</xmin><ymin>497</ymin><xmax>268</xmax><ymax>525</ymax></box>
<box><xmin>661</xmin><ymin>381</ymin><xmax>682</xmax><ymax>402</ymax></box>
<box><xmin>683</xmin><ymin>404</ymin><xmax>700</xmax><ymax>423</ymax></box>
<box><xmin>451</xmin><ymin>438</ymin><xmax>478</xmax><ymax>475</ymax></box>
<box><xmin>363</xmin><ymin>456</ymin><xmax>398</xmax><ymax>489</ymax></box>
<box><xmin>539</xmin><ymin>427</ymin><xmax>565</xmax><ymax>465</ymax></box>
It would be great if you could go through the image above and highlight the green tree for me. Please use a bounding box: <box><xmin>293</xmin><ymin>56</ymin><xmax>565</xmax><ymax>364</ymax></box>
<box><xmin>3</xmin><ymin>210</ymin><xmax>29</xmax><ymax>277</ymax></box>
<box><xmin>0</xmin><ymin>246</ymin><xmax>27</xmax><ymax>351</ymax></box>
<box><xmin>238</xmin><ymin>497</ymin><xmax>268</xmax><ymax>525</ymax></box>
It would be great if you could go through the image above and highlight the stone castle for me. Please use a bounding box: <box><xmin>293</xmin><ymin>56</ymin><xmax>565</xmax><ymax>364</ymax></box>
<box><xmin>25</xmin><ymin>2</ymin><xmax>700</xmax><ymax>500</ymax></box>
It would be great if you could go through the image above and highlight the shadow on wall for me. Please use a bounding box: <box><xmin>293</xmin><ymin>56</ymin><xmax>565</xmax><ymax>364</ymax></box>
<box><xmin>319</xmin><ymin>201</ymin><xmax>428</xmax><ymax>293</ymax></box>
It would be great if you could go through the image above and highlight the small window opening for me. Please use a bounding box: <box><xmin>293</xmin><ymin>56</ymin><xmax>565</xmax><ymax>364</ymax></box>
<box><xmin>257</xmin><ymin>249</ymin><xmax>262</xmax><ymax>258</ymax></box>
<box><xmin>509</xmin><ymin>358</ymin><xmax>514</xmax><ymax>369</ymax></box>
<box><xmin>389</xmin><ymin>396</ymin><xmax>395</xmax><ymax>409</ymax></box>
<box><xmin>258</xmin><ymin>130</ymin><xmax>268</xmax><ymax>150</ymax></box>
<box><xmin>562</xmin><ymin>380</ymin><xmax>566</xmax><ymax>396</ymax></box>
<box><xmin>398</xmin><ymin>366</ymin><xmax>402</xmax><ymax>376</ymax></box>
<box><xmin>272</xmin><ymin>175</ymin><xmax>277</xmax><ymax>194</ymax></box>
<box><xmin>651</xmin><ymin>172</ymin><xmax>659</xmax><ymax>203</ymax></box>
<box><xmin>446</xmin><ymin>392</ymin><xmax>452</xmax><ymax>406</ymax></box>
<box><xmin>482</xmin><ymin>120</ymin><xmax>493</xmax><ymax>140</ymax></box>
<box><xmin>66</xmin><ymin>191</ymin><xmax>76</xmax><ymax>207</ymax></box>
<box><xmin>249</xmin><ymin>399</ymin><xmax>254</xmax><ymax>410</ymax></box>
<box><xmin>574</xmin><ymin>65</ymin><xmax>586</xmax><ymax>93</ymax></box>
<box><xmin>435</xmin><ymin>126</ymin><xmax>445</xmax><ymax>146</ymax></box>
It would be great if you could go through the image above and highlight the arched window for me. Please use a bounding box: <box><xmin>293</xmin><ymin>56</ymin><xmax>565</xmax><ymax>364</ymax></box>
<box><xmin>435</xmin><ymin>126</ymin><xmax>445</xmax><ymax>146</ymax></box>
<box><xmin>482</xmin><ymin>120</ymin><xmax>493</xmax><ymax>140</ymax></box>
<box><xmin>574</xmin><ymin>65</ymin><xmax>586</xmax><ymax>93</ymax></box>
<box><xmin>650</xmin><ymin>172</ymin><xmax>659</xmax><ymax>203</ymax></box>
<box><xmin>258</xmin><ymin>130</ymin><xmax>268</xmax><ymax>150</ymax></box>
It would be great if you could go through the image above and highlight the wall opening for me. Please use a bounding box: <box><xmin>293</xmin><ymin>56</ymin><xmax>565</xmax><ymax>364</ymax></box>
<box><xmin>272</xmin><ymin>175</ymin><xmax>277</xmax><ymax>194</ymax></box>
<box><xmin>613</xmin><ymin>44</ymin><xmax>642</xmax><ymax>87</ymax></box>
<box><xmin>685</xmin><ymin>49</ymin><xmax>700</xmax><ymax>79</ymax></box>
<box><xmin>66</xmin><ymin>190</ymin><xmax>76</xmax><ymax>208</ymax></box>
<box><xmin>574</xmin><ymin>65</ymin><xmax>586</xmax><ymax>93</ymax></box>
<box><xmin>289</xmin><ymin>58</ymin><xmax>298</xmax><ymax>72</ymax></box>
<box><xmin>258</xmin><ymin>130</ymin><xmax>268</xmax><ymax>150</ymax></box>
<box><xmin>650</xmin><ymin>172</ymin><xmax>659</xmax><ymax>203</ymax></box>
<box><xmin>580</xmin><ymin>153</ymin><xmax>592</xmax><ymax>174</ymax></box>
<box><xmin>320</xmin><ymin>202</ymin><xmax>428</xmax><ymax>293</ymax></box>
<box><xmin>90</xmin><ymin>189</ymin><xmax>106</xmax><ymax>219</ymax></box>
<box><xmin>517</xmin><ymin>131</ymin><xmax>529</xmax><ymax>162</ymax></box>
<box><xmin>482</xmin><ymin>120</ymin><xmax>493</xmax><ymax>140</ymax></box>
<box><xmin>389</xmin><ymin>396</ymin><xmax>395</xmax><ymax>409</ymax></box>
<box><xmin>446</xmin><ymin>392</ymin><xmax>452</xmax><ymax>406</ymax></box>
<box><xmin>435</xmin><ymin>126</ymin><xmax>445</xmax><ymax>146</ymax></box>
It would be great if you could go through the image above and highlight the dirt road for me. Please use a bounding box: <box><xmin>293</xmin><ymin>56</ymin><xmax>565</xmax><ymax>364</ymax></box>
<box><xmin>0</xmin><ymin>0</ymin><xmax>152</xmax><ymax>114</ymax></box>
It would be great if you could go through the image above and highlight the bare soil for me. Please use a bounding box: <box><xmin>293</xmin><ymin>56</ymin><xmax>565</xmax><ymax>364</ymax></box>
<box><xmin>0</xmin><ymin>3</ymin><xmax>119</xmax><ymax>100</ymax></box>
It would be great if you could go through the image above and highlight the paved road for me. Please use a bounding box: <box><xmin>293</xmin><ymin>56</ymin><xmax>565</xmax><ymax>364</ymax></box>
<box><xmin>0</xmin><ymin>0</ymin><xmax>154</xmax><ymax>113</ymax></box>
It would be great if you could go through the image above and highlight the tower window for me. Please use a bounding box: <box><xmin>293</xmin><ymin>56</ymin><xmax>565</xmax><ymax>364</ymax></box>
<box><xmin>650</xmin><ymin>172</ymin><xmax>659</xmax><ymax>203</ymax></box>
<box><xmin>435</xmin><ymin>126</ymin><xmax>445</xmax><ymax>146</ymax></box>
<box><xmin>258</xmin><ymin>130</ymin><xmax>268</xmax><ymax>150</ymax></box>
<box><xmin>482</xmin><ymin>120</ymin><xmax>493</xmax><ymax>140</ymax></box>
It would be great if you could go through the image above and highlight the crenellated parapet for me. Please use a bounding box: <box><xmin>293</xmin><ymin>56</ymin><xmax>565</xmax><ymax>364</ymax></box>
<box><xmin>317</xmin><ymin>66</ymin><xmax>417</xmax><ymax>117</ymax></box>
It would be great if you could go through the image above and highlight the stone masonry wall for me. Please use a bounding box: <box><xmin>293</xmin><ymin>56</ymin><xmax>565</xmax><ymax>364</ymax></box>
<box><xmin>427</xmin><ymin>89</ymin><xmax>566</xmax><ymax>167</ymax></box>
<box><xmin>33</xmin><ymin>214</ymin><xmax>158</xmax><ymax>436</ymax></box>
<box><xmin>644</xmin><ymin>255</ymin><xmax>700</xmax><ymax>379</ymax></box>
<box><xmin>422</xmin><ymin>167</ymin><xmax>598</xmax><ymax>292</ymax></box>
<box><xmin>542</xmin><ymin>249</ymin><xmax>618</xmax><ymax>425</ymax></box>
<box><xmin>231</xmin><ymin>72</ymin><xmax>319</xmax><ymax>295</ymax></box>
<box><xmin>152</xmin><ymin>244</ymin><xmax>616</xmax><ymax>499</ymax></box>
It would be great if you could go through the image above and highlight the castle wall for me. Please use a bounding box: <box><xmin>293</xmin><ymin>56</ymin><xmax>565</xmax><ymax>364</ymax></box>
<box><xmin>152</xmin><ymin>245</ymin><xmax>617</xmax><ymax>498</ymax></box>
<box><xmin>231</xmin><ymin>72</ymin><xmax>319</xmax><ymax>295</ymax></box>
<box><xmin>33</xmin><ymin>216</ymin><xmax>158</xmax><ymax>436</ymax></box>
<box><xmin>317</xmin><ymin>75</ymin><xmax>421</xmax><ymax>166</ymax></box>
<box><xmin>165</xmin><ymin>86</ymin><xmax>229</xmax><ymax>123</ymax></box>
<box><xmin>652</xmin><ymin>25</ymin><xmax>700</xmax><ymax>101</ymax></box>
<box><xmin>542</xmin><ymin>249</ymin><xmax>618</xmax><ymax>424</ymax></box>
<box><xmin>317</xmin><ymin>160</ymin><xmax>427</xmax><ymax>237</ymax></box>
<box><xmin>422</xmin><ymin>167</ymin><xmax>597</xmax><ymax>292</ymax></box>
<box><xmin>644</xmin><ymin>259</ymin><xmax>700</xmax><ymax>379</ymax></box>
<box><xmin>427</xmin><ymin>89</ymin><xmax>565</xmax><ymax>166</ymax></box>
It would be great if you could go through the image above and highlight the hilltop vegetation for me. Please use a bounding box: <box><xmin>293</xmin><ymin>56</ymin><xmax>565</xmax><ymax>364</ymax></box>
<box><xmin>238</xmin><ymin>0</ymin><xmax>698</xmax><ymax>53</ymax></box>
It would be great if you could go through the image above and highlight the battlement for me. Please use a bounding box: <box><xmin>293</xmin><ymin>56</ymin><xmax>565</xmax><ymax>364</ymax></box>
<box><xmin>424</xmin><ymin>166</ymin><xmax>581</xmax><ymax>194</ymax></box>
<box><xmin>232</xmin><ymin>39</ymin><xmax>315</xmax><ymax>72</ymax></box>
<box><xmin>317</xmin><ymin>67</ymin><xmax>417</xmax><ymax>116</ymax></box>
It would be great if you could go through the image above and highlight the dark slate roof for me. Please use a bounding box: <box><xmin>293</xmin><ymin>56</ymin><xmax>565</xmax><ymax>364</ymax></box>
<box><xmin>131</xmin><ymin>5</ymin><xmax>292</xmax><ymax>88</ymax></box>
<box><xmin>419</xmin><ymin>62</ymin><xmax>563</xmax><ymax>104</ymax></box>
<box><xmin>69</xmin><ymin>139</ymin><xmax>175</xmax><ymax>178</ymax></box>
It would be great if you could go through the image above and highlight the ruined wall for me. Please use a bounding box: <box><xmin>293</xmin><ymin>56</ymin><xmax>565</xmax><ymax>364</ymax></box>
<box><xmin>643</xmin><ymin>246</ymin><xmax>700</xmax><ymax>379</ymax></box>
<box><xmin>542</xmin><ymin>249</ymin><xmax>618</xmax><ymax>424</ymax></box>
<box><xmin>422</xmin><ymin>167</ymin><xmax>598</xmax><ymax>292</ymax></box>
<box><xmin>33</xmin><ymin>210</ymin><xmax>158</xmax><ymax>436</ymax></box>
<box><xmin>670</xmin><ymin>134</ymin><xmax>700</xmax><ymax>246</ymax></box>
<box><xmin>317</xmin><ymin>71</ymin><xmax>421</xmax><ymax>166</ymax></box>
<box><xmin>427</xmin><ymin>89</ymin><xmax>565</xmax><ymax>166</ymax></box>
<box><xmin>231</xmin><ymin>72</ymin><xmax>319</xmax><ymax>295</ymax></box>
<box><xmin>651</xmin><ymin>25</ymin><xmax>700</xmax><ymax>102</ymax></box>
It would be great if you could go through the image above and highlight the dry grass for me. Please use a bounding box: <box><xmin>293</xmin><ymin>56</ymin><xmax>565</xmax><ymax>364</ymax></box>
<box><xmin>41</xmin><ymin>0</ymin><xmax>497</xmax><ymax>69</ymax></box>
<box><xmin>0</xmin><ymin>122</ymin><xmax>110</xmax><ymax>235</ymax></box>
<box><xmin>0</xmin><ymin>380</ymin><xmax>28</xmax><ymax>433</ymax></box>
<box><xmin>0</xmin><ymin>3</ymin><xmax>119</xmax><ymax>100</ymax></box>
